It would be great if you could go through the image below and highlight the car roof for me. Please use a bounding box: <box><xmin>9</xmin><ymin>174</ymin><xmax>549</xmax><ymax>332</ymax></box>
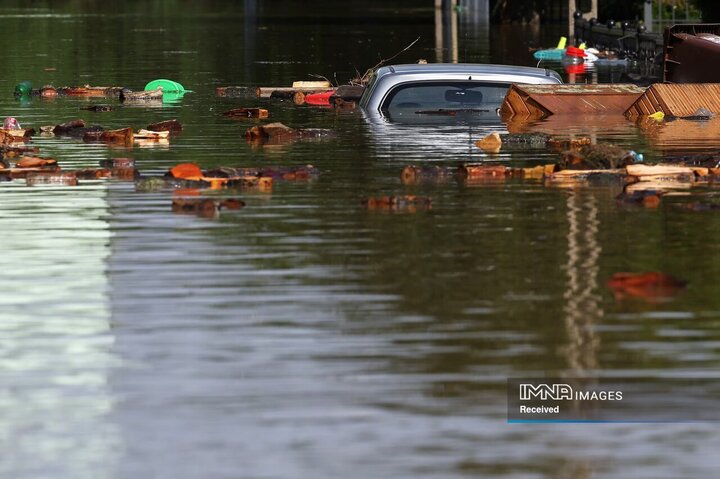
<box><xmin>360</xmin><ymin>63</ymin><xmax>562</xmax><ymax>111</ymax></box>
<box><xmin>374</xmin><ymin>63</ymin><xmax>559</xmax><ymax>80</ymax></box>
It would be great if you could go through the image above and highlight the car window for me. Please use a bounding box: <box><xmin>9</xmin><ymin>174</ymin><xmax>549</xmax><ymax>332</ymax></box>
<box><xmin>381</xmin><ymin>81</ymin><xmax>511</xmax><ymax>116</ymax></box>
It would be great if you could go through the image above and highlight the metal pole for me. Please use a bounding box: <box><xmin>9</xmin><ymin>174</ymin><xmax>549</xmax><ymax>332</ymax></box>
<box><xmin>644</xmin><ymin>0</ymin><xmax>653</xmax><ymax>33</ymax></box>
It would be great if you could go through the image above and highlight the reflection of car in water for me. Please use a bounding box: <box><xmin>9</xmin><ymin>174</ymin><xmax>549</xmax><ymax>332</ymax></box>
<box><xmin>359</xmin><ymin>63</ymin><xmax>563</xmax><ymax>161</ymax></box>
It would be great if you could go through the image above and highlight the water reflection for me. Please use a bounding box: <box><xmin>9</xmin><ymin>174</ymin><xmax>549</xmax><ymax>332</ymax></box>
<box><xmin>562</xmin><ymin>190</ymin><xmax>602</xmax><ymax>373</ymax></box>
<box><xmin>0</xmin><ymin>184</ymin><xmax>118</xmax><ymax>478</ymax></box>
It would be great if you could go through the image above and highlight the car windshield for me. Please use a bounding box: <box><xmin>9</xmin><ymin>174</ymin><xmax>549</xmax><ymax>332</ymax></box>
<box><xmin>381</xmin><ymin>81</ymin><xmax>511</xmax><ymax>117</ymax></box>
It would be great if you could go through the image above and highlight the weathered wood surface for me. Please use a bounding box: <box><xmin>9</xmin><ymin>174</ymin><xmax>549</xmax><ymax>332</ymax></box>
<box><xmin>500</xmin><ymin>84</ymin><xmax>646</xmax><ymax>121</ymax></box>
<box><xmin>626</xmin><ymin>84</ymin><xmax>720</xmax><ymax>118</ymax></box>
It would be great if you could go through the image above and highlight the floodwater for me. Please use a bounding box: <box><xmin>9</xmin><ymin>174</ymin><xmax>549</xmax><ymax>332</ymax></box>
<box><xmin>2</xmin><ymin>2</ymin><xmax>720</xmax><ymax>478</ymax></box>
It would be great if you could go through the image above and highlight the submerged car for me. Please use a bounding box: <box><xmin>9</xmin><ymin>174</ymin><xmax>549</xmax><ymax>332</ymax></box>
<box><xmin>359</xmin><ymin>63</ymin><xmax>562</xmax><ymax>124</ymax></box>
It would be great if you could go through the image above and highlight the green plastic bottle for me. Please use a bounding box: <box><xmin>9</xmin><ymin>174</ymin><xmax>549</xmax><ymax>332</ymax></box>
<box><xmin>14</xmin><ymin>81</ymin><xmax>32</xmax><ymax>96</ymax></box>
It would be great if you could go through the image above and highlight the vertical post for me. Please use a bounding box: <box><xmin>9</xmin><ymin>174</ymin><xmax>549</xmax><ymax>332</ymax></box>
<box><xmin>644</xmin><ymin>0</ymin><xmax>654</xmax><ymax>32</ymax></box>
<box><xmin>450</xmin><ymin>0</ymin><xmax>459</xmax><ymax>63</ymax></box>
<box><xmin>435</xmin><ymin>0</ymin><xmax>443</xmax><ymax>62</ymax></box>
<box><xmin>568</xmin><ymin>0</ymin><xmax>575</xmax><ymax>40</ymax></box>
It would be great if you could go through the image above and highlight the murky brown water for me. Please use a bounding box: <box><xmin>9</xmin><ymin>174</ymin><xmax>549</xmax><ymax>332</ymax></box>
<box><xmin>2</xmin><ymin>2</ymin><xmax>720</xmax><ymax>478</ymax></box>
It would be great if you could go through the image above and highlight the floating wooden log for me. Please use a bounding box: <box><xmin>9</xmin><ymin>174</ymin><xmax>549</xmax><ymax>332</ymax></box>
<box><xmin>120</xmin><ymin>87</ymin><xmax>163</xmax><ymax>102</ymax></box>
<box><xmin>215</xmin><ymin>86</ymin><xmax>256</xmax><ymax>98</ymax></box>
<box><xmin>625</xmin><ymin>164</ymin><xmax>696</xmax><ymax>183</ymax></box>
<box><xmin>134</xmin><ymin>129</ymin><xmax>170</xmax><ymax>140</ymax></box>
<box><xmin>83</xmin><ymin>127</ymin><xmax>134</xmax><ymax>146</ymax></box>
<box><xmin>16</xmin><ymin>156</ymin><xmax>58</xmax><ymax>168</ymax></box>
<box><xmin>244</xmin><ymin>122</ymin><xmax>333</xmax><ymax>143</ymax></box>
<box><xmin>26</xmin><ymin>172</ymin><xmax>79</xmax><ymax>186</ymax></box>
<box><xmin>547</xmin><ymin>169</ymin><xmax>629</xmax><ymax>185</ymax></box>
<box><xmin>59</xmin><ymin>86</ymin><xmax>124</xmax><ymax>97</ymax></box>
<box><xmin>291</xmin><ymin>80</ymin><xmax>331</xmax><ymax>89</ymax></box>
<box><xmin>458</xmin><ymin>164</ymin><xmax>507</xmax><ymax>180</ymax></box>
<box><xmin>222</xmin><ymin>107</ymin><xmax>269</xmax><ymax>119</ymax></box>
<box><xmin>52</xmin><ymin>119</ymin><xmax>86</xmax><ymax>135</ymax></box>
<box><xmin>500</xmin><ymin>84</ymin><xmax>646</xmax><ymax>121</ymax></box>
<box><xmin>330</xmin><ymin>85</ymin><xmax>365</xmax><ymax>102</ymax></box>
<box><xmin>256</xmin><ymin>86</ymin><xmax>336</xmax><ymax>99</ymax></box>
<box><xmin>146</xmin><ymin>119</ymin><xmax>183</xmax><ymax>132</ymax></box>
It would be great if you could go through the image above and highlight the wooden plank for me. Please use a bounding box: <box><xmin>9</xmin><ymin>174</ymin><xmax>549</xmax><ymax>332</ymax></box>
<box><xmin>256</xmin><ymin>87</ymin><xmax>337</xmax><ymax>98</ymax></box>
<box><xmin>291</xmin><ymin>81</ymin><xmax>331</xmax><ymax>88</ymax></box>
<box><xmin>500</xmin><ymin>84</ymin><xmax>645</xmax><ymax>120</ymax></box>
<box><xmin>626</xmin><ymin>83</ymin><xmax>720</xmax><ymax>118</ymax></box>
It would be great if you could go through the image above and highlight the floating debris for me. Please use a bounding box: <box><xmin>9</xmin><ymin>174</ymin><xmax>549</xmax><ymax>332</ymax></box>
<box><xmin>500</xmin><ymin>84</ymin><xmax>646</xmax><ymax>121</ymax></box>
<box><xmin>223</xmin><ymin>107</ymin><xmax>269</xmax><ymax>119</ymax></box>
<box><xmin>134</xmin><ymin>129</ymin><xmax>170</xmax><ymax>141</ymax></box>
<box><xmin>72</xmin><ymin>168</ymin><xmax>113</xmax><ymax>179</ymax></box>
<box><xmin>135</xmin><ymin>176</ymin><xmax>211</xmax><ymax>191</ymax></box>
<box><xmin>607</xmin><ymin>272</ymin><xmax>687</xmax><ymax>301</ymax></box>
<box><xmin>458</xmin><ymin>164</ymin><xmax>508</xmax><ymax>180</ymax></box>
<box><xmin>215</xmin><ymin>86</ymin><xmax>256</xmax><ymax>98</ymax></box>
<box><xmin>626</xmin><ymin>164</ymin><xmax>695</xmax><ymax>183</ymax></box>
<box><xmin>82</xmin><ymin>105</ymin><xmax>115</xmax><ymax>112</ymax></box>
<box><xmin>170</xmin><ymin>163</ymin><xmax>203</xmax><ymax>180</ymax></box>
<box><xmin>362</xmin><ymin>195</ymin><xmax>432</xmax><ymax>213</ymax></box>
<box><xmin>244</xmin><ymin>122</ymin><xmax>334</xmax><ymax>144</ymax></box>
<box><xmin>257</xmin><ymin>86</ymin><xmax>335</xmax><ymax>99</ymax></box>
<box><xmin>25</xmin><ymin>172</ymin><xmax>78</xmax><ymax>186</ymax></box>
<box><xmin>100</xmin><ymin>158</ymin><xmax>135</xmax><ymax>169</ymax></box>
<box><xmin>146</xmin><ymin>119</ymin><xmax>183</xmax><ymax>132</ymax></box>
<box><xmin>330</xmin><ymin>85</ymin><xmax>365</xmax><ymax>102</ymax></box>
<box><xmin>1</xmin><ymin>145</ymin><xmax>40</xmax><ymax>159</ymax></box>
<box><xmin>627</xmin><ymin>84</ymin><xmax>720</xmax><ymax>119</ymax></box>
<box><xmin>615</xmin><ymin>188</ymin><xmax>664</xmax><ymax>208</ymax></box>
<box><xmin>171</xmin><ymin>197</ymin><xmax>246</xmax><ymax>219</ymax></box>
<box><xmin>475</xmin><ymin>131</ymin><xmax>589</xmax><ymax>153</ymax></box>
<box><xmin>51</xmin><ymin>119</ymin><xmax>86</xmax><ymax>135</ymax></box>
<box><xmin>16</xmin><ymin>156</ymin><xmax>57</xmax><ymax>168</ymax></box>
<box><xmin>560</xmin><ymin>144</ymin><xmax>641</xmax><ymax>170</ymax></box>
<box><xmin>14</xmin><ymin>83</ymin><xmax>124</xmax><ymax>98</ymax></box>
<box><xmin>120</xmin><ymin>87</ymin><xmax>163</xmax><ymax>102</ymax></box>
<box><xmin>84</xmin><ymin>127</ymin><xmax>134</xmax><ymax>146</ymax></box>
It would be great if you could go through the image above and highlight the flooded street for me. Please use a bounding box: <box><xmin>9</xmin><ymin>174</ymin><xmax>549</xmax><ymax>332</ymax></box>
<box><xmin>2</xmin><ymin>2</ymin><xmax>720</xmax><ymax>478</ymax></box>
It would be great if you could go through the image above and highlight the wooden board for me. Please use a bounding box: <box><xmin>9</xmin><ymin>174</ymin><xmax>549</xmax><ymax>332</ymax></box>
<box><xmin>625</xmin><ymin>83</ymin><xmax>720</xmax><ymax>118</ymax></box>
<box><xmin>500</xmin><ymin>84</ymin><xmax>646</xmax><ymax>121</ymax></box>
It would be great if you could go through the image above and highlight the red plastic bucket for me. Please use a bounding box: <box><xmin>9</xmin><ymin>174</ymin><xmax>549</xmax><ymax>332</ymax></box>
<box><xmin>304</xmin><ymin>90</ymin><xmax>335</xmax><ymax>106</ymax></box>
